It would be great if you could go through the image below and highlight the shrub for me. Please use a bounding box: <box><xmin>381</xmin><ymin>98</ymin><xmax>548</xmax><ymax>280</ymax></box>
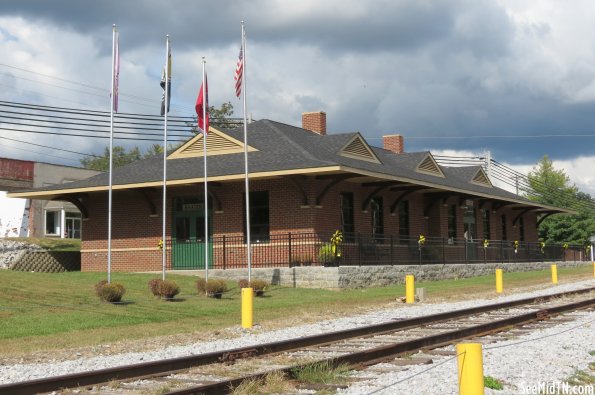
<box><xmin>94</xmin><ymin>279</ymin><xmax>108</xmax><ymax>297</ymax></box>
<box><xmin>238</xmin><ymin>278</ymin><xmax>250</xmax><ymax>289</ymax></box>
<box><xmin>95</xmin><ymin>281</ymin><xmax>125</xmax><ymax>303</ymax></box>
<box><xmin>250</xmin><ymin>279</ymin><xmax>268</xmax><ymax>292</ymax></box>
<box><xmin>196</xmin><ymin>277</ymin><xmax>206</xmax><ymax>294</ymax></box>
<box><xmin>158</xmin><ymin>280</ymin><xmax>180</xmax><ymax>299</ymax></box>
<box><xmin>148</xmin><ymin>278</ymin><xmax>163</xmax><ymax>297</ymax></box>
<box><xmin>318</xmin><ymin>243</ymin><xmax>337</xmax><ymax>266</ymax></box>
<box><xmin>251</xmin><ymin>279</ymin><xmax>268</xmax><ymax>297</ymax></box>
<box><xmin>205</xmin><ymin>279</ymin><xmax>228</xmax><ymax>297</ymax></box>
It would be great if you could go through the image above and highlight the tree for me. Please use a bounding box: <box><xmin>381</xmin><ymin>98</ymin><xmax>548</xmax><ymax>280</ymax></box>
<box><xmin>527</xmin><ymin>155</ymin><xmax>595</xmax><ymax>245</ymax></box>
<box><xmin>143</xmin><ymin>143</ymin><xmax>164</xmax><ymax>158</ymax></box>
<box><xmin>209</xmin><ymin>101</ymin><xmax>234</xmax><ymax>123</ymax></box>
<box><xmin>82</xmin><ymin>103</ymin><xmax>236</xmax><ymax>171</ymax></box>
<box><xmin>188</xmin><ymin>102</ymin><xmax>238</xmax><ymax>131</ymax></box>
<box><xmin>80</xmin><ymin>144</ymin><xmax>171</xmax><ymax>171</ymax></box>
<box><xmin>80</xmin><ymin>146</ymin><xmax>141</xmax><ymax>171</ymax></box>
<box><xmin>526</xmin><ymin>155</ymin><xmax>577</xmax><ymax>208</ymax></box>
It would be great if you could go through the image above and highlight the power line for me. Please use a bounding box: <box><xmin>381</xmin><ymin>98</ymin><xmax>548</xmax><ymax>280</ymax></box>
<box><xmin>0</xmin><ymin>62</ymin><xmax>198</xmax><ymax>114</ymax></box>
<box><xmin>434</xmin><ymin>154</ymin><xmax>595</xmax><ymax>212</ymax></box>
<box><xmin>0</xmin><ymin>135</ymin><xmax>100</xmax><ymax>157</ymax></box>
<box><xmin>0</xmin><ymin>100</ymin><xmax>195</xmax><ymax>121</ymax></box>
<box><xmin>0</xmin><ymin>118</ymin><xmax>193</xmax><ymax>138</ymax></box>
<box><xmin>1</xmin><ymin>144</ymin><xmax>82</xmax><ymax>164</ymax></box>
<box><xmin>0</xmin><ymin>126</ymin><xmax>188</xmax><ymax>143</ymax></box>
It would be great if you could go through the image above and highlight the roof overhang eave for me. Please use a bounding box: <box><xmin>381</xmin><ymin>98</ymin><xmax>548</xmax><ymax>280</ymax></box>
<box><xmin>6</xmin><ymin>165</ymin><xmax>346</xmax><ymax>200</ymax></box>
<box><xmin>338</xmin><ymin>166</ymin><xmax>577</xmax><ymax>214</ymax></box>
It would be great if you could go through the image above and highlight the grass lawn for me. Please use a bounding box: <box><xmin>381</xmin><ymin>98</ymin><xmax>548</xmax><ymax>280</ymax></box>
<box><xmin>0</xmin><ymin>265</ymin><xmax>592</xmax><ymax>356</ymax></box>
<box><xmin>6</xmin><ymin>237</ymin><xmax>81</xmax><ymax>251</ymax></box>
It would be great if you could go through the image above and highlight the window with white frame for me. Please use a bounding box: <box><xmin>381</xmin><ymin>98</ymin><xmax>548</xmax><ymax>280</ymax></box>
<box><xmin>65</xmin><ymin>212</ymin><xmax>82</xmax><ymax>239</ymax></box>
<box><xmin>45</xmin><ymin>211</ymin><xmax>60</xmax><ymax>236</ymax></box>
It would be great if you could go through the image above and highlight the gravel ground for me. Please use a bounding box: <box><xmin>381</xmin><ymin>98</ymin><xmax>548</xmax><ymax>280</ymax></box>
<box><xmin>0</xmin><ymin>279</ymin><xmax>593</xmax><ymax>393</ymax></box>
<box><xmin>338</xmin><ymin>310</ymin><xmax>594</xmax><ymax>395</ymax></box>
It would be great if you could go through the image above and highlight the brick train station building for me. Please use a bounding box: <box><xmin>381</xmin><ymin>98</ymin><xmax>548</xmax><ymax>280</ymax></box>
<box><xmin>9</xmin><ymin>111</ymin><xmax>572</xmax><ymax>272</ymax></box>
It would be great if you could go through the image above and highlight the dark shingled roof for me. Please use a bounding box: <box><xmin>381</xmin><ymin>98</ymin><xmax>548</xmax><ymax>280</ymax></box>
<box><xmin>11</xmin><ymin>119</ymin><xmax>566</xmax><ymax>211</ymax></box>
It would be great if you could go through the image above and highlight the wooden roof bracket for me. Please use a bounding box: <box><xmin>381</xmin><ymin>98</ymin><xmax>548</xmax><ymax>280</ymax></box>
<box><xmin>192</xmin><ymin>185</ymin><xmax>223</xmax><ymax>213</ymax></box>
<box><xmin>136</xmin><ymin>188</ymin><xmax>157</xmax><ymax>217</ymax></box>
<box><xmin>288</xmin><ymin>175</ymin><xmax>309</xmax><ymax>207</ymax></box>
<box><xmin>390</xmin><ymin>188</ymin><xmax>423</xmax><ymax>214</ymax></box>
<box><xmin>315</xmin><ymin>174</ymin><xmax>358</xmax><ymax>206</ymax></box>
<box><xmin>424</xmin><ymin>193</ymin><xmax>453</xmax><ymax>218</ymax></box>
<box><xmin>512</xmin><ymin>207</ymin><xmax>536</xmax><ymax>226</ymax></box>
<box><xmin>52</xmin><ymin>194</ymin><xmax>88</xmax><ymax>219</ymax></box>
<box><xmin>492</xmin><ymin>201</ymin><xmax>515</xmax><ymax>213</ymax></box>
<box><xmin>536</xmin><ymin>211</ymin><xmax>558</xmax><ymax>227</ymax></box>
<box><xmin>362</xmin><ymin>185</ymin><xmax>392</xmax><ymax>212</ymax></box>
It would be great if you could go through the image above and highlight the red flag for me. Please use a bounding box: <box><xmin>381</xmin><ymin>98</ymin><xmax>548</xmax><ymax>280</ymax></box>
<box><xmin>195</xmin><ymin>75</ymin><xmax>209</xmax><ymax>133</ymax></box>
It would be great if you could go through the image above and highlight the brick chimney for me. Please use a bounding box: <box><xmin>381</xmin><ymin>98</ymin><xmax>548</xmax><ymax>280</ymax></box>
<box><xmin>383</xmin><ymin>134</ymin><xmax>404</xmax><ymax>154</ymax></box>
<box><xmin>302</xmin><ymin>111</ymin><xmax>326</xmax><ymax>135</ymax></box>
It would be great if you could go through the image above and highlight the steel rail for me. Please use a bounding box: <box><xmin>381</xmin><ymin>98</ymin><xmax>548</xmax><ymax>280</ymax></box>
<box><xmin>1</xmin><ymin>286</ymin><xmax>593</xmax><ymax>395</ymax></box>
<box><xmin>167</xmin><ymin>296</ymin><xmax>595</xmax><ymax>395</ymax></box>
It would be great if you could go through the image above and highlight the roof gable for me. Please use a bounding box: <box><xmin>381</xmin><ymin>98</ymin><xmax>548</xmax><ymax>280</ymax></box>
<box><xmin>470</xmin><ymin>167</ymin><xmax>493</xmax><ymax>188</ymax></box>
<box><xmin>338</xmin><ymin>135</ymin><xmax>381</xmax><ymax>164</ymax></box>
<box><xmin>415</xmin><ymin>153</ymin><xmax>445</xmax><ymax>177</ymax></box>
<box><xmin>167</xmin><ymin>128</ymin><xmax>257</xmax><ymax>159</ymax></box>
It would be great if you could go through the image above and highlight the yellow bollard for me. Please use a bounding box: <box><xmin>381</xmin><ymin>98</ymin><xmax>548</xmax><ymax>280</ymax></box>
<box><xmin>495</xmin><ymin>269</ymin><xmax>503</xmax><ymax>294</ymax></box>
<box><xmin>241</xmin><ymin>287</ymin><xmax>253</xmax><ymax>328</ymax></box>
<box><xmin>405</xmin><ymin>275</ymin><xmax>415</xmax><ymax>304</ymax></box>
<box><xmin>551</xmin><ymin>264</ymin><xmax>558</xmax><ymax>284</ymax></box>
<box><xmin>456</xmin><ymin>343</ymin><xmax>485</xmax><ymax>395</ymax></box>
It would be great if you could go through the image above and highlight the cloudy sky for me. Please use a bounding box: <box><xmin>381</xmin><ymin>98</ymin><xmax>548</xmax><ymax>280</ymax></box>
<box><xmin>0</xmin><ymin>1</ymin><xmax>594</xmax><ymax>194</ymax></box>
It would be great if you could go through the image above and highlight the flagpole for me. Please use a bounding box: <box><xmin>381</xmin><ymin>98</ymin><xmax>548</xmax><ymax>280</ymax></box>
<box><xmin>107</xmin><ymin>24</ymin><xmax>117</xmax><ymax>284</ymax></box>
<box><xmin>202</xmin><ymin>57</ymin><xmax>209</xmax><ymax>283</ymax></box>
<box><xmin>241</xmin><ymin>21</ymin><xmax>252</xmax><ymax>282</ymax></box>
<box><xmin>161</xmin><ymin>35</ymin><xmax>170</xmax><ymax>281</ymax></box>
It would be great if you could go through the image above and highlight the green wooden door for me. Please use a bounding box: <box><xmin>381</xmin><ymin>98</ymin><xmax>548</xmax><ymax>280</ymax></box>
<box><xmin>172</xmin><ymin>198</ymin><xmax>213</xmax><ymax>269</ymax></box>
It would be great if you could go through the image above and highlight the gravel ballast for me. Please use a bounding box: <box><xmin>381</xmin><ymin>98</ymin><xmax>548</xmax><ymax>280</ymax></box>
<box><xmin>0</xmin><ymin>279</ymin><xmax>593</xmax><ymax>393</ymax></box>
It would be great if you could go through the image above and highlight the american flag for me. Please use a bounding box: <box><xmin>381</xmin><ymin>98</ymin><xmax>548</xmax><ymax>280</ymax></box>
<box><xmin>234</xmin><ymin>46</ymin><xmax>243</xmax><ymax>98</ymax></box>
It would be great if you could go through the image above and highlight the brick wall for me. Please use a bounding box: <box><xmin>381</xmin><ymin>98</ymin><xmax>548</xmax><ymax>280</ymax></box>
<box><xmin>81</xmin><ymin>178</ymin><xmax>541</xmax><ymax>272</ymax></box>
<box><xmin>382</xmin><ymin>135</ymin><xmax>404</xmax><ymax>154</ymax></box>
<box><xmin>301</xmin><ymin>111</ymin><xmax>326</xmax><ymax>135</ymax></box>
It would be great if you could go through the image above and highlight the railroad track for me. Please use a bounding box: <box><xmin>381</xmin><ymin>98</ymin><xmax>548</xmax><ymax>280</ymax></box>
<box><xmin>1</xmin><ymin>287</ymin><xmax>594</xmax><ymax>395</ymax></box>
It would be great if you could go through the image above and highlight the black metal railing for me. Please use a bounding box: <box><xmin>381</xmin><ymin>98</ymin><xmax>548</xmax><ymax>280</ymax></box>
<box><xmin>166</xmin><ymin>233</ymin><xmax>588</xmax><ymax>270</ymax></box>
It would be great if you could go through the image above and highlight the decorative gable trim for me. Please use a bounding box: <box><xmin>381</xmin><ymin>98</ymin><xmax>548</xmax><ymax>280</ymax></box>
<box><xmin>339</xmin><ymin>135</ymin><xmax>381</xmax><ymax>164</ymax></box>
<box><xmin>167</xmin><ymin>128</ymin><xmax>257</xmax><ymax>159</ymax></box>
<box><xmin>471</xmin><ymin>167</ymin><xmax>493</xmax><ymax>188</ymax></box>
<box><xmin>415</xmin><ymin>154</ymin><xmax>445</xmax><ymax>177</ymax></box>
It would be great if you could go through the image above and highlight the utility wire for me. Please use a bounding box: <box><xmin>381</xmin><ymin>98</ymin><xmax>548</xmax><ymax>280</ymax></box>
<box><xmin>0</xmin><ymin>118</ymin><xmax>193</xmax><ymax>138</ymax></box>
<box><xmin>0</xmin><ymin>63</ymin><xmax>198</xmax><ymax>114</ymax></box>
<box><xmin>0</xmin><ymin>111</ymin><xmax>194</xmax><ymax>132</ymax></box>
<box><xmin>0</xmin><ymin>126</ymin><xmax>188</xmax><ymax>142</ymax></box>
<box><xmin>0</xmin><ymin>135</ymin><xmax>100</xmax><ymax>157</ymax></box>
<box><xmin>434</xmin><ymin>155</ymin><xmax>594</xmax><ymax>212</ymax></box>
<box><xmin>1</xmin><ymin>144</ymin><xmax>82</xmax><ymax>164</ymax></box>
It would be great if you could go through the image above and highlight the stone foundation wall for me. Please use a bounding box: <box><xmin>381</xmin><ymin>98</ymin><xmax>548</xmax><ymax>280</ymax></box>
<box><xmin>168</xmin><ymin>261</ymin><xmax>590</xmax><ymax>289</ymax></box>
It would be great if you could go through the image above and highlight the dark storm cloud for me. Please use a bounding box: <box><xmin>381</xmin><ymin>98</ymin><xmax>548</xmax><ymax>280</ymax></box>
<box><xmin>1</xmin><ymin>0</ymin><xmax>593</xmax><ymax>170</ymax></box>
<box><xmin>0</xmin><ymin>0</ymin><xmax>512</xmax><ymax>55</ymax></box>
